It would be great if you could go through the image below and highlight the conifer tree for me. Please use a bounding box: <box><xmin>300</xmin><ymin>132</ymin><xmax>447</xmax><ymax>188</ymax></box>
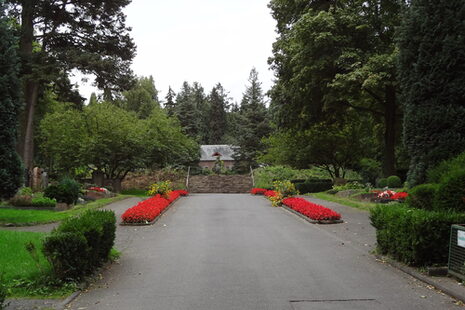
<box><xmin>164</xmin><ymin>86</ymin><xmax>176</xmax><ymax>117</ymax></box>
<box><xmin>235</xmin><ymin>68</ymin><xmax>271</xmax><ymax>170</ymax></box>
<box><xmin>398</xmin><ymin>0</ymin><xmax>465</xmax><ymax>185</ymax></box>
<box><xmin>207</xmin><ymin>83</ymin><xmax>229</xmax><ymax>144</ymax></box>
<box><xmin>0</xmin><ymin>4</ymin><xmax>23</xmax><ymax>198</ymax></box>
<box><xmin>175</xmin><ymin>82</ymin><xmax>202</xmax><ymax>141</ymax></box>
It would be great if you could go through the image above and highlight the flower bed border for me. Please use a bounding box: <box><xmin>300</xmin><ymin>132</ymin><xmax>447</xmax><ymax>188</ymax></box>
<box><xmin>281</xmin><ymin>204</ymin><xmax>343</xmax><ymax>224</ymax></box>
<box><xmin>119</xmin><ymin>195</ymin><xmax>181</xmax><ymax>226</ymax></box>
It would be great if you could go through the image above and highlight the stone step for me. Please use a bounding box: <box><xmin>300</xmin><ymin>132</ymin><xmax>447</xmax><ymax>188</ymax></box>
<box><xmin>188</xmin><ymin>175</ymin><xmax>253</xmax><ymax>193</ymax></box>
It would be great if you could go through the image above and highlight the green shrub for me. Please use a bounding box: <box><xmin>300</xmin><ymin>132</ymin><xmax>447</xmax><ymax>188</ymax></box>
<box><xmin>18</xmin><ymin>187</ymin><xmax>33</xmax><ymax>196</ymax></box>
<box><xmin>0</xmin><ymin>274</ymin><xmax>8</xmax><ymax>310</ymax></box>
<box><xmin>44</xmin><ymin>178</ymin><xmax>80</xmax><ymax>205</ymax></box>
<box><xmin>43</xmin><ymin>232</ymin><xmax>90</xmax><ymax>280</ymax></box>
<box><xmin>31</xmin><ymin>197</ymin><xmax>57</xmax><ymax>208</ymax></box>
<box><xmin>273</xmin><ymin>180</ymin><xmax>298</xmax><ymax>198</ymax></box>
<box><xmin>332</xmin><ymin>181</ymin><xmax>365</xmax><ymax>192</ymax></box>
<box><xmin>434</xmin><ymin>169</ymin><xmax>465</xmax><ymax>212</ymax></box>
<box><xmin>427</xmin><ymin>151</ymin><xmax>465</xmax><ymax>183</ymax></box>
<box><xmin>294</xmin><ymin>179</ymin><xmax>333</xmax><ymax>194</ymax></box>
<box><xmin>377</xmin><ymin>178</ymin><xmax>388</xmax><ymax>188</ymax></box>
<box><xmin>406</xmin><ymin>184</ymin><xmax>439</xmax><ymax>211</ymax></box>
<box><xmin>43</xmin><ymin>210</ymin><xmax>116</xmax><ymax>281</ymax></box>
<box><xmin>386</xmin><ymin>175</ymin><xmax>402</xmax><ymax>188</ymax></box>
<box><xmin>359</xmin><ymin>158</ymin><xmax>382</xmax><ymax>184</ymax></box>
<box><xmin>370</xmin><ymin>204</ymin><xmax>465</xmax><ymax>266</ymax></box>
<box><xmin>9</xmin><ymin>195</ymin><xmax>32</xmax><ymax>206</ymax></box>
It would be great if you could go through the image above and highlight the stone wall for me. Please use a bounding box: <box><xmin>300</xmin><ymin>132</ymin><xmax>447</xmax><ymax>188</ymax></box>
<box><xmin>188</xmin><ymin>175</ymin><xmax>253</xmax><ymax>193</ymax></box>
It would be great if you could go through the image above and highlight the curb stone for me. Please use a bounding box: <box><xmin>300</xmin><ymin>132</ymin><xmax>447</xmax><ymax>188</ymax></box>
<box><xmin>375</xmin><ymin>254</ymin><xmax>465</xmax><ymax>304</ymax></box>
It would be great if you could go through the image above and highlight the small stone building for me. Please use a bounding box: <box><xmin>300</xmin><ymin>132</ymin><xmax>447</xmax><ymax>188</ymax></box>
<box><xmin>199</xmin><ymin>145</ymin><xmax>238</xmax><ymax>170</ymax></box>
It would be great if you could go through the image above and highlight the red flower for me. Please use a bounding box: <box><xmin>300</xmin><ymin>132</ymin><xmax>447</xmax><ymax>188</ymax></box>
<box><xmin>264</xmin><ymin>190</ymin><xmax>278</xmax><ymax>198</ymax></box>
<box><xmin>121</xmin><ymin>189</ymin><xmax>188</xmax><ymax>224</ymax></box>
<box><xmin>251</xmin><ymin>188</ymin><xmax>267</xmax><ymax>195</ymax></box>
<box><xmin>390</xmin><ymin>192</ymin><xmax>408</xmax><ymax>200</ymax></box>
<box><xmin>88</xmin><ymin>186</ymin><xmax>106</xmax><ymax>192</ymax></box>
<box><xmin>282</xmin><ymin>197</ymin><xmax>341</xmax><ymax>221</ymax></box>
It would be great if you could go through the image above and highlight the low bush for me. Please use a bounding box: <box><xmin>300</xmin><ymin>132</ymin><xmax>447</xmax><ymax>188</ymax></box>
<box><xmin>273</xmin><ymin>180</ymin><xmax>298</xmax><ymax>198</ymax></box>
<box><xmin>147</xmin><ymin>181</ymin><xmax>172</xmax><ymax>198</ymax></box>
<box><xmin>9</xmin><ymin>195</ymin><xmax>32</xmax><ymax>206</ymax></box>
<box><xmin>332</xmin><ymin>181</ymin><xmax>365</xmax><ymax>192</ymax></box>
<box><xmin>359</xmin><ymin>158</ymin><xmax>382</xmax><ymax>184</ymax></box>
<box><xmin>406</xmin><ymin>184</ymin><xmax>438</xmax><ymax>211</ymax></box>
<box><xmin>43</xmin><ymin>209</ymin><xmax>116</xmax><ymax>280</ymax></box>
<box><xmin>44</xmin><ymin>178</ymin><xmax>80</xmax><ymax>205</ymax></box>
<box><xmin>31</xmin><ymin>197</ymin><xmax>57</xmax><ymax>208</ymax></box>
<box><xmin>294</xmin><ymin>179</ymin><xmax>333</xmax><ymax>194</ymax></box>
<box><xmin>376</xmin><ymin>178</ymin><xmax>388</xmax><ymax>188</ymax></box>
<box><xmin>434</xmin><ymin>169</ymin><xmax>465</xmax><ymax>212</ymax></box>
<box><xmin>370</xmin><ymin>204</ymin><xmax>465</xmax><ymax>266</ymax></box>
<box><xmin>427</xmin><ymin>151</ymin><xmax>465</xmax><ymax>183</ymax></box>
<box><xmin>386</xmin><ymin>175</ymin><xmax>402</xmax><ymax>188</ymax></box>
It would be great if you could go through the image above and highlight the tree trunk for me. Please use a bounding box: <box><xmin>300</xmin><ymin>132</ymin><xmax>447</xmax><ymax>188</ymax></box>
<box><xmin>383</xmin><ymin>85</ymin><xmax>397</xmax><ymax>177</ymax></box>
<box><xmin>18</xmin><ymin>0</ymin><xmax>37</xmax><ymax>176</ymax></box>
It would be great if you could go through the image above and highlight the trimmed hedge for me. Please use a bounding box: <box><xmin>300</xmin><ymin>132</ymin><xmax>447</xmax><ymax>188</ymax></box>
<box><xmin>406</xmin><ymin>183</ymin><xmax>438</xmax><ymax>211</ymax></box>
<box><xmin>370</xmin><ymin>204</ymin><xmax>465</xmax><ymax>266</ymax></box>
<box><xmin>434</xmin><ymin>169</ymin><xmax>465</xmax><ymax>212</ymax></box>
<box><xmin>292</xmin><ymin>179</ymin><xmax>333</xmax><ymax>194</ymax></box>
<box><xmin>386</xmin><ymin>175</ymin><xmax>402</xmax><ymax>188</ymax></box>
<box><xmin>43</xmin><ymin>210</ymin><xmax>116</xmax><ymax>280</ymax></box>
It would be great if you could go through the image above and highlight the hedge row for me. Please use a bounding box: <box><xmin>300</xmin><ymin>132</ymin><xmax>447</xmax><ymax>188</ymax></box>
<box><xmin>43</xmin><ymin>209</ymin><xmax>116</xmax><ymax>281</ymax></box>
<box><xmin>291</xmin><ymin>179</ymin><xmax>333</xmax><ymax>194</ymax></box>
<box><xmin>370</xmin><ymin>204</ymin><xmax>465</xmax><ymax>266</ymax></box>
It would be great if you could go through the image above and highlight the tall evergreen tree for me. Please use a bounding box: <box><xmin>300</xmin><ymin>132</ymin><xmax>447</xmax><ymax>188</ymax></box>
<box><xmin>164</xmin><ymin>86</ymin><xmax>176</xmax><ymax>117</ymax></box>
<box><xmin>398</xmin><ymin>0</ymin><xmax>465</xmax><ymax>185</ymax></box>
<box><xmin>207</xmin><ymin>83</ymin><xmax>229</xmax><ymax>144</ymax></box>
<box><xmin>191</xmin><ymin>82</ymin><xmax>210</xmax><ymax>144</ymax></box>
<box><xmin>121</xmin><ymin>76</ymin><xmax>159</xmax><ymax>119</ymax></box>
<box><xmin>0</xmin><ymin>4</ymin><xmax>23</xmax><ymax>198</ymax></box>
<box><xmin>235</xmin><ymin>68</ymin><xmax>271</xmax><ymax>170</ymax></box>
<box><xmin>175</xmin><ymin>82</ymin><xmax>202</xmax><ymax>141</ymax></box>
<box><xmin>6</xmin><ymin>0</ymin><xmax>136</xmax><ymax>171</ymax></box>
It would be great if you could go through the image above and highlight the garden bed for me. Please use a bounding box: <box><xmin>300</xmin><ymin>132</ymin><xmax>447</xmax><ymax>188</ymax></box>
<box><xmin>120</xmin><ymin>190</ymin><xmax>188</xmax><ymax>226</ymax></box>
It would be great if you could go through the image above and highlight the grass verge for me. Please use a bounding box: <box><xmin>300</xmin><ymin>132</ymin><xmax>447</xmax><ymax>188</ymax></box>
<box><xmin>0</xmin><ymin>195</ymin><xmax>131</xmax><ymax>226</ymax></box>
<box><xmin>311</xmin><ymin>192</ymin><xmax>377</xmax><ymax>211</ymax></box>
<box><xmin>0</xmin><ymin>230</ymin><xmax>77</xmax><ymax>298</ymax></box>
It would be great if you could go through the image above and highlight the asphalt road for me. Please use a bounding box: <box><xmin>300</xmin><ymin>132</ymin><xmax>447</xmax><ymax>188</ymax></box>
<box><xmin>67</xmin><ymin>194</ymin><xmax>462</xmax><ymax>310</ymax></box>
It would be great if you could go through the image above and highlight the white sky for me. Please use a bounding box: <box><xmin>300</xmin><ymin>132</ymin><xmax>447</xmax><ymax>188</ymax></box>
<box><xmin>73</xmin><ymin>0</ymin><xmax>277</xmax><ymax>105</ymax></box>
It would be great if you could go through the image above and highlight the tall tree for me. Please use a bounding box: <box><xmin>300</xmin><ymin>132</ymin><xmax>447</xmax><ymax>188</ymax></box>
<box><xmin>191</xmin><ymin>82</ymin><xmax>210</xmax><ymax>144</ymax></box>
<box><xmin>0</xmin><ymin>3</ymin><xmax>23</xmax><ymax>198</ymax></box>
<box><xmin>175</xmin><ymin>81</ymin><xmax>202</xmax><ymax>141</ymax></box>
<box><xmin>235</xmin><ymin>68</ymin><xmax>271</xmax><ymax>170</ymax></box>
<box><xmin>164</xmin><ymin>86</ymin><xmax>176</xmax><ymax>117</ymax></box>
<box><xmin>268</xmin><ymin>0</ymin><xmax>405</xmax><ymax>176</ymax></box>
<box><xmin>207</xmin><ymin>83</ymin><xmax>229</xmax><ymax>144</ymax></box>
<box><xmin>120</xmin><ymin>76</ymin><xmax>159</xmax><ymax>119</ymax></box>
<box><xmin>7</xmin><ymin>0</ymin><xmax>136</xmax><ymax>172</ymax></box>
<box><xmin>398</xmin><ymin>0</ymin><xmax>465</xmax><ymax>185</ymax></box>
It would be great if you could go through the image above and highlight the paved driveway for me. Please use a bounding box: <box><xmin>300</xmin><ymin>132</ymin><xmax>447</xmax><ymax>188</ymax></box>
<box><xmin>67</xmin><ymin>194</ymin><xmax>461</xmax><ymax>310</ymax></box>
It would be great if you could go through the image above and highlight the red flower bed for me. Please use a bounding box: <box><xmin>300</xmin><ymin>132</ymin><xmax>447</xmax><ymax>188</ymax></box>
<box><xmin>121</xmin><ymin>190</ymin><xmax>187</xmax><ymax>224</ymax></box>
<box><xmin>88</xmin><ymin>186</ymin><xmax>106</xmax><ymax>192</ymax></box>
<box><xmin>390</xmin><ymin>192</ymin><xmax>408</xmax><ymax>200</ymax></box>
<box><xmin>264</xmin><ymin>190</ymin><xmax>278</xmax><ymax>198</ymax></box>
<box><xmin>251</xmin><ymin>188</ymin><xmax>267</xmax><ymax>195</ymax></box>
<box><xmin>176</xmin><ymin>190</ymin><xmax>189</xmax><ymax>196</ymax></box>
<box><xmin>282</xmin><ymin>197</ymin><xmax>341</xmax><ymax>221</ymax></box>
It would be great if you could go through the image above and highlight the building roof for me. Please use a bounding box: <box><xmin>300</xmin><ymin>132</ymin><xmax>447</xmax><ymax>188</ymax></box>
<box><xmin>200</xmin><ymin>145</ymin><xmax>238</xmax><ymax>161</ymax></box>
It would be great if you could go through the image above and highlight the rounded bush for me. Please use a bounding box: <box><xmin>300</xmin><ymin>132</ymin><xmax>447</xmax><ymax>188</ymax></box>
<box><xmin>377</xmin><ymin>178</ymin><xmax>388</xmax><ymax>188</ymax></box>
<box><xmin>434</xmin><ymin>169</ymin><xmax>465</xmax><ymax>212</ymax></box>
<box><xmin>387</xmin><ymin>175</ymin><xmax>402</xmax><ymax>188</ymax></box>
<box><xmin>406</xmin><ymin>184</ymin><xmax>439</xmax><ymax>211</ymax></box>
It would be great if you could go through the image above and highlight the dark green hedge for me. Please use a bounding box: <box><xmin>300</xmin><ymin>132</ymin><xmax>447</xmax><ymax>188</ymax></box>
<box><xmin>292</xmin><ymin>179</ymin><xmax>333</xmax><ymax>194</ymax></box>
<box><xmin>43</xmin><ymin>210</ymin><xmax>116</xmax><ymax>280</ymax></box>
<box><xmin>370</xmin><ymin>204</ymin><xmax>465</xmax><ymax>266</ymax></box>
<box><xmin>406</xmin><ymin>183</ymin><xmax>438</xmax><ymax>211</ymax></box>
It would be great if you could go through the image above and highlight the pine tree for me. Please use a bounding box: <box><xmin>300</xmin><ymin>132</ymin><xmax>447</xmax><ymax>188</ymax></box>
<box><xmin>235</xmin><ymin>68</ymin><xmax>271</xmax><ymax>170</ymax></box>
<box><xmin>191</xmin><ymin>82</ymin><xmax>210</xmax><ymax>144</ymax></box>
<box><xmin>0</xmin><ymin>4</ymin><xmax>23</xmax><ymax>198</ymax></box>
<box><xmin>207</xmin><ymin>83</ymin><xmax>229</xmax><ymax>144</ymax></box>
<box><xmin>175</xmin><ymin>82</ymin><xmax>202</xmax><ymax>141</ymax></box>
<box><xmin>164</xmin><ymin>86</ymin><xmax>176</xmax><ymax>117</ymax></box>
<box><xmin>399</xmin><ymin>0</ymin><xmax>465</xmax><ymax>185</ymax></box>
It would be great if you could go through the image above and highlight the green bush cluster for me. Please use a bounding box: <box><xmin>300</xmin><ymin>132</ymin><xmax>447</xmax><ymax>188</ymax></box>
<box><xmin>434</xmin><ymin>169</ymin><xmax>465</xmax><ymax>212</ymax></box>
<box><xmin>406</xmin><ymin>184</ymin><xmax>438</xmax><ymax>211</ymax></box>
<box><xmin>293</xmin><ymin>179</ymin><xmax>333</xmax><ymax>194</ymax></box>
<box><xmin>376</xmin><ymin>178</ymin><xmax>387</xmax><ymax>188</ymax></box>
<box><xmin>44</xmin><ymin>178</ymin><xmax>80</xmax><ymax>205</ymax></box>
<box><xmin>273</xmin><ymin>180</ymin><xmax>298</xmax><ymax>198</ymax></box>
<box><xmin>31</xmin><ymin>197</ymin><xmax>57</xmax><ymax>208</ymax></box>
<box><xmin>43</xmin><ymin>210</ymin><xmax>116</xmax><ymax>281</ymax></box>
<box><xmin>370</xmin><ymin>204</ymin><xmax>465</xmax><ymax>266</ymax></box>
<box><xmin>427</xmin><ymin>151</ymin><xmax>465</xmax><ymax>183</ymax></box>
<box><xmin>386</xmin><ymin>176</ymin><xmax>402</xmax><ymax>188</ymax></box>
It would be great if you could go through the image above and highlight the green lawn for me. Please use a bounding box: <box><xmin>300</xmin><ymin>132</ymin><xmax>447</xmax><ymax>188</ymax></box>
<box><xmin>311</xmin><ymin>192</ymin><xmax>378</xmax><ymax>211</ymax></box>
<box><xmin>0</xmin><ymin>195</ymin><xmax>131</xmax><ymax>226</ymax></box>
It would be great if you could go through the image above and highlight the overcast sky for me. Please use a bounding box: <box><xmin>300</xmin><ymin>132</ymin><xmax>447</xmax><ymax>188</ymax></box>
<box><xmin>73</xmin><ymin>0</ymin><xmax>277</xmax><ymax>105</ymax></box>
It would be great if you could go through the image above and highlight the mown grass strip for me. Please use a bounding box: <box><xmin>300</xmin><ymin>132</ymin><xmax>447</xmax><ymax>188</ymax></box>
<box><xmin>311</xmin><ymin>192</ymin><xmax>377</xmax><ymax>211</ymax></box>
<box><xmin>0</xmin><ymin>195</ymin><xmax>131</xmax><ymax>226</ymax></box>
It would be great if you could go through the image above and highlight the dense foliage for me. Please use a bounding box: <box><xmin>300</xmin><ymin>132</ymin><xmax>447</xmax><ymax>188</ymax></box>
<box><xmin>398</xmin><ymin>0</ymin><xmax>465</xmax><ymax>185</ymax></box>
<box><xmin>0</xmin><ymin>4</ymin><xmax>23</xmax><ymax>199</ymax></box>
